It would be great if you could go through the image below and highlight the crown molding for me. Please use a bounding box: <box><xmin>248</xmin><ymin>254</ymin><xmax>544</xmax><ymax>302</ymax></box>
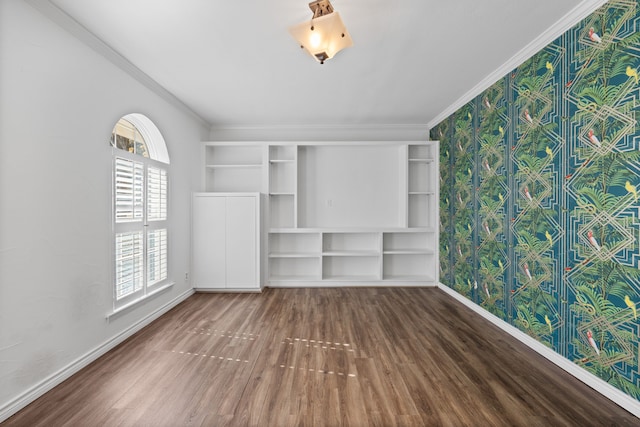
<box><xmin>23</xmin><ymin>0</ymin><xmax>211</xmax><ymax>129</ymax></box>
<box><xmin>427</xmin><ymin>0</ymin><xmax>609</xmax><ymax>129</ymax></box>
<box><xmin>209</xmin><ymin>123</ymin><xmax>430</xmax><ymax>142</ymax></box>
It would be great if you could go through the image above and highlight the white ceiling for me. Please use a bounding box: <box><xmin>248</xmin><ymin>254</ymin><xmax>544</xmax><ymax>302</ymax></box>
<box><xmin>37</xmin><ymin>0</ymin><xmax>589</xmax><ymax>129</ymax></box>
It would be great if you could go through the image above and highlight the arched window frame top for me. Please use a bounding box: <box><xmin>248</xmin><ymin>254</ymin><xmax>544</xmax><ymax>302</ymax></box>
<box><xmin>114</xmin><ymin>113</ymin><xmax>170</xmax><ymax>164</ymax></box>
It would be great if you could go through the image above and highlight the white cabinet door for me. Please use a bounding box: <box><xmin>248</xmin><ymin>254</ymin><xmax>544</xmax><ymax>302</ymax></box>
<box><xmin>192</xmin><ymin>195</ymin><xmax>226</xmax><ymax>289</ymax></box>
<box><xmin>192</xmin><ymin>193</ymin><xmax>260</xmax><ymax>290</ymax></box>
<box><xmin>226</xmin><ymin>196</ymin><xmax>257</xmax><ymax>287</ymax></box>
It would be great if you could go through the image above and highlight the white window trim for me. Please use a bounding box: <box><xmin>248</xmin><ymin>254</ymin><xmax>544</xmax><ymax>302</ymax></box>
<box><xmin>109</xmin><ymin>114</ymin><xmax>171</xmax><ymax>316</ymax></box>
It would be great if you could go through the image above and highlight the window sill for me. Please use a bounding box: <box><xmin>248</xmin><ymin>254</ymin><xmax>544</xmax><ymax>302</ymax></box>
<box><xmin>106</xmin><ymin>281</ymin><xmax>175</xmax><ymax>322</ymax></box>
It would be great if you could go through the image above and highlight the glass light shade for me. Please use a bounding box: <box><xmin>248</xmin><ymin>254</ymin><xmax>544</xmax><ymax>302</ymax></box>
<box><xmin>289</xmin><ymin>12</ymin><xmax>353</xmax><ymax>63</ymax></box>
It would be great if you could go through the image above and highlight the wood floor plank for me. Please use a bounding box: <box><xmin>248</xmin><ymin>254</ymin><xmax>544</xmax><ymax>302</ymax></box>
<box><xmin>3</xmin><ymin>288</ymin><xmax>638</xmax><ymax>426</ymax></box>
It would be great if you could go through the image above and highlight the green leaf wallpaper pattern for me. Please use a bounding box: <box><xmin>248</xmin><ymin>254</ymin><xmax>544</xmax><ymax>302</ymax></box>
<box><xmin>432</xmin><ymin>0</ymin><xmax>640</xmax><ymax>401</ymax></box>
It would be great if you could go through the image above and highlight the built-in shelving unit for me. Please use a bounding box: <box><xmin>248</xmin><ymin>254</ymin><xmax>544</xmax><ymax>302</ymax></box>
<box><xmin>269</xmin><ymin>145</ymin><xmax>297</xmax><ymax>229</ymax></box>
<box><xmin>201</xmin><ymin>140</ymin><xmax>439</xmax><ymax>287</ymax></box>
<box><xmin>407</xmin><ymin>144</ymin><xmax>437</xmax><ymax>229</ymax></box>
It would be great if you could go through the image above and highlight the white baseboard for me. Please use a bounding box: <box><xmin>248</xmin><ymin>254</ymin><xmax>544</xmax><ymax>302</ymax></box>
<box><xmin>0</xmin><ymin>288</ymin><xmax>195</xmax><ymax>423</ymax></box>
<box><xmin>437</xmin><ymin>283</ymin><xmax>640</xmax><ymax>418</ymax></box>
<box><xmin>267</xmin><ymin>282</ymin><xmax>439</xmax><ymax>288</ymax></box>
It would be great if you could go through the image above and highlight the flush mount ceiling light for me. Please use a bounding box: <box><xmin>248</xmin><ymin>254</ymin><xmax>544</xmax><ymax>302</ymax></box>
<box><xmin>289</xmin><ymin>0</ymin><xmax>353</xmax><ymax>64</ymax></box>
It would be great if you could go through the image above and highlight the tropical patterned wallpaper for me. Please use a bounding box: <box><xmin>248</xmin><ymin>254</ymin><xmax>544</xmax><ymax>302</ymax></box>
<box><xmin>432</xmin><ymin>0</ymin><xmax>640</xmax><ymax>401</ymax></box>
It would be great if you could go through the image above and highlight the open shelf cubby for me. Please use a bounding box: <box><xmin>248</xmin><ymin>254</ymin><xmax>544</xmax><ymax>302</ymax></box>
<box><xmin>204</xmin><ymin>144</ymin><xmax>263</xmax><ymax>192</ymax></box>
<box><xmin>322</xmin><ymin>232</ymin><xmax>380</xmax><ymax>256</ymax></box>
<box><xmin>269</xmin><ymin>256</ymin><xmax>321</xmax><ymax>281</ymax></box>
<box><xmin>269</xmin><ymin>232</ymin><xmax>320</xmax><ymax>257</ymax></box>
<box><xmin>269</xmin><ymin>194</ymin><xmax>295</xmax><ymax>228</ymax></box>
<box><xmin>383</xmin><ymin>253</ymin><xmax>434</xmax><ymax>281</ymax></box>
<box><xmin>322</xmin><ymin>255</ymin><xmax>380</xmax><ymax>281</ymax></box>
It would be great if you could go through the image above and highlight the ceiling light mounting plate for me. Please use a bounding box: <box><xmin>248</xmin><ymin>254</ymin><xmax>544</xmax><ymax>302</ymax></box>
<box><xmin>309</xmin><ymin>0</ymin><xmax>334</xmax><ymax>18</ymax></box>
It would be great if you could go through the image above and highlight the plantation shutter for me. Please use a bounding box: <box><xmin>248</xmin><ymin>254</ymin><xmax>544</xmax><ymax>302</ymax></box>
<box><xmin>115</xmin><ymin>157</ymin><xmax>144</xmax><ymax>222</ymax></box>
<box><xmin>147</xmin><ymin>166</ymin><xmax>167</xmax><ymax>221</ymax></box>
<box><xmin>115</xmin><ymin>231</ymin><xmax>144</xmax><ymax>299</ymax></box>
<box><xmin>147</xmin><ymin>228</ymin><xmax>168</xmax><ymax>286</ymax></box>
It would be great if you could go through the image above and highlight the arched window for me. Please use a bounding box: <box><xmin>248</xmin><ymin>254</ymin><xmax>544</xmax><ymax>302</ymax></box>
<box><xmin>111</xmin><ymin>113</ymin><xmax>170</xmax><ymax>310</ymax></box>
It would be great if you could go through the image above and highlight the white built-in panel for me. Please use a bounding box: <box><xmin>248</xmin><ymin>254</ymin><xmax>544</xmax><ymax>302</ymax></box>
<box><xmin>226</xmin><ymin>196</ymin><xmax>257</xmax><ymax>287</ymax></box>
<box><xmin>298</xmin><ymin>145</ymin><xmax>402</xmax><ymax>228</ymax></box>
<box><xmin>192</xmin><ymin>192</ymin><xmax>261</xmax><ymax>291</ymax></box>
<box><xmin>192</xmin><ymin>195</ymin><xmax>226</xmax><ymax>288</ymax></box>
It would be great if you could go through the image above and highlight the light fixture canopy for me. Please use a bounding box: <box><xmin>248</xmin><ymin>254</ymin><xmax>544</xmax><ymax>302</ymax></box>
<box><xmin>289</xmin><ymin>0</ymin><xmax>353</xmax><ymax>64</ymax></box>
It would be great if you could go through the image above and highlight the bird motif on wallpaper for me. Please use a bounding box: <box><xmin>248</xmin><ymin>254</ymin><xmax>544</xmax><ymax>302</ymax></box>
<box><xmin>457</xmin><ymin>245</ymin><xmax>463</xmax><ymax>257</ymax></box>
<box><xmin>545</xmin><ymin>230</ymin><xmax>553</xmax><ymax>246</ymax></box>
<box><xmin>483</xmin><ymin>97</ymin><xmax>491</xmax><ymax>109</ymax></box>
<box><xmin>625</xmin><ymin>181</ymin><xmax>638</xmax><ymax>201</ymax></box>
<box><xmin>467</xmin><ymin>168</ymin><xmax>473</xmax><ymax>178</ymax></box>
<box><xmin>467</xmin><ymin>278</ymin><xmax>472</xmax><ymax>289</ymax></box>
<box><xmin>624</xmin><ymin>296</ymin><xmax>637</xmax><ymax>319</ymax></box>
<box><xmin>483</xmin><ymin>159</ymin><xmax>491</xmax><ymax>172</ymax></box>
<box><xmin>483</xmin><ymin>283</ymin><xmax>490</xmax><ymax>299</ymax></box>
<box><xmin>457</xmin><ymin>140</ymin><xmax>464</xmax><ymax>152</ymax></box>
<box><xmin>587</xmin><ymin>230</ymin><xmax>601</xmax><ymax>251</ymax></box>
<box><xmin>483</xmin><ymin>222</ymin><xmax>491</xmax><ymax>235</ymax></box>
<box><xmin>545</xmin><ymin>146</ymin><xmax>553</xmax><ymax>159</ymax></box>
<box><xmin>588</xmin><ymin>27</ymin><xmax>602</xmax><ymax>43</ymax></box>
<box><xmin>523</xmin><ymin>109</ymin><xmax>533</xmax><ymax>124</ymax></box>
<box><xmin>587</xmin><ymin>330</ymin><xmax>600</xmax><ymax>355</ymax></box>
<box><xmin>524</xmin><ymin>186</ymin><xmax>533</xmax><ymax>201</ymax></box>
<box><xmin>498</xmin><ymin>126</ymin><xmax>505</xmax><ymax>138</ymax></box>
<box><xmin>626</xmin><ymin>66</ymin><xmax>639</xmax><ymax>84</ymax></box>
<box><xmin>498</xmin><ymin>193</ymin><xmax>504</xmax><ymax>203</ymax></box>
<box><xmin>545</xmin><ymin>315</ymin><xmax>553</xmax><ymax>333</ymax></box>
<box><xmin>587</xmin><ymin>129</ymin><xmax>601</xmax><ymax>147</ymax></box>
<box><xmin>523</xmin><ymin>263</ymin><xmax>533</xmax><ymax>281</ymax></box>
<box><xmin>545</xmin><ymin>61</ymin><xmax>554</xmax><ymax>73</ymax></box>
<box><xmin>468</xmin><ymin>112</ymin><xmax>473</xmax><ymax>121</ymax></box>
<box><xmin>498</xmin><ymin>259</ymin><xmax>504</xmax><ymax>271</ymax></box>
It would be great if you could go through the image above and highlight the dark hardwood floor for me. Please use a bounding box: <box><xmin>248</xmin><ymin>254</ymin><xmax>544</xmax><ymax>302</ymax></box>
<box><xmin>4</xmin><ymin>288</ymin><xmax>637</xmax><ymax>426</ymax></box>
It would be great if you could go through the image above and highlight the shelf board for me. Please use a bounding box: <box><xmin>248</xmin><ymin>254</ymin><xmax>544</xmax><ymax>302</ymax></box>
<box><xmin>322</xmin><ymin>275</ymin><xmax>381</xmax><ymax>281</ymax></box>
<box><xmin>408</xmin><ymin>191</ymin><xmax>435</xmax><ymax>195</ymax></box>
<box><xmin>269</xmin><ymin>252</ymin><xmax>320</xmax><ymax>258</ymax></box>
<box><xmin>269</xmin><ymin>159</ymin><xmax>295</xmax><ymax>163</ymax></box>
<box><xmin>269</xmin><ymin>275</ymin><xmax>322</xmax><ymax>282</ymax></box>
<box><xmin>408</xmin><ymin>158</ymin><xmax>435</xmax><ymax>163</ymax></box>
<box><xmin>382</xmin><ymin>275</ymin><xmax>433</xmax><ymax>281</ymax></box>
<box><xmin>269</xmin><ymin>192</ymin><xmax>295</xmax><ymax>196</ymax></box>
<box><xmin>206</xmin><ymin>164</ymin><xmax>262</xmax><ymax>169</ymax></box>
<box><xmin>383</xmin><ymin>249</ymin><xmax>434</xmax><ymax>255</ymax></box>
<box><xmin>269</xmin><ymin>227</ymin><xmax>436</xmax><ymax>233</ymax></box>
<box><xmin>322</xmin><ymin>250</ymin><xmax>379</xmax><ymax>257</ymax></box>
